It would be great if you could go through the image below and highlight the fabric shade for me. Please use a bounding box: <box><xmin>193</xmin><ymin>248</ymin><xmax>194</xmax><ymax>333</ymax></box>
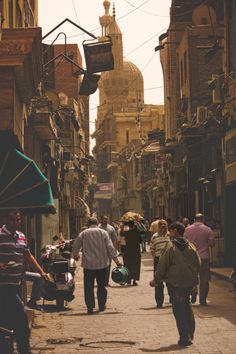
<box><xmin>0</xmin><ymin>149</ymin><xmax>55</xmax><ymax>214</ymax></box>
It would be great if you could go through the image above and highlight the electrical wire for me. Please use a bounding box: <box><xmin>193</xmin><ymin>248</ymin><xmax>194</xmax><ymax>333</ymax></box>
<box><xmin>43</xmin><ymin>0</ymin><xmax>153</xmax><ymax>42</ymax></box>
<box><xmin>90</xmin><ymin>85</ymin><xmax>163</xmax><ymax>109</ymax></box>
<box><xmin>117</xmin><ymin>0</ymin><xmax>151</xmax><ymax>20</ymax></box>
<box><xmin>144</xmin><ymin>86</ymin><xmax>163</xmax><ymax>91</ymax></box>
<box><xmin>71</xmin><ymin>0</ymin><xmax>86</xmax><ymax>41</ymax></box>
<box><xmin>89</xmin><ymin>51</ymin><xmax>158</xmax><ymax>112</ymax></box>
<box><xmin>125</xmin><ymin>29</ymin><xmax>166</xmax><ymax>56</ymax></box>
<box><xmin>122</xmin><ymin>0</ymin><xmax>169</xmax><ymax>17</ymax></box>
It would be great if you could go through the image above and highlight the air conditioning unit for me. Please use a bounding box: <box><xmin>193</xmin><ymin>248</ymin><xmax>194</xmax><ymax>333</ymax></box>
<box><xmin>196</xmin><ymin>106</ymin><xmax>208</xmax><ymax>124</ymax></box>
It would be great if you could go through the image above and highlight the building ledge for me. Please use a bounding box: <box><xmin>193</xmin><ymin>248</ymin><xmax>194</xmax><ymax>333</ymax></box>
<box><xmin>0</xmin><ymin>28</ymin><xmax>42</xmax><ymax>102</ymax></box>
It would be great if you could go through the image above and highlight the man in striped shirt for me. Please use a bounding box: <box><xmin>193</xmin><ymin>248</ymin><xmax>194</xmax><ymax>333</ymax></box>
<box><xmin>0</xmin><ymin>210</ymin><xmax>48</xmax><ymax>354</ymax></box>
<box><xmin>150</xmin><ymin>219</ymin><xmax>170</xmax><ymax>308</ymax></box>
<box><xmin>73</xmin><ymin>217</ymin><xmax>122</xmax><ymax>315</ymax></box>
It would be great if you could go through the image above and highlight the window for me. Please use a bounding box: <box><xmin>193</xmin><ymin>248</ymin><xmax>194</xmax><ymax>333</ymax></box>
<box><xmin>201</xmin><ymin>17</ymin><xmax>208</xmax><ymax>25</ymax></box>
<box><xmin>29</xmin><ymin>0</ymin><xmax>35</xmax><ymax>11</ymax></box>
<box><xmin>24</xmin><ymin>0</ymin><xmax>34</xmax><ymax>27</ymax></box>
<box><xmin>226</xmin><ymin>136</ymin><xmax>236</xmax><ymax>165</ymax></box>
<box><xmin>126</xmin><ymin>129</ymin><xmax>129</xmax><ymax>144</ymax></box>
<box><xmin>180</xmin><ymin>59</ymin><xmax>183</xmax><ymax>88</ymax></box>
<box><xmin>226</xmin><ymin>0</ymin><xmax>235</xmax><ymax>73</ymax></box>
<box><xmin>184</xmin><ymin>51</ymin><xmax>187</xmax><ymax>82</ymax></box>
<box><xmin>16</xmin><ymin>3</ymin><xmax>23</xmax><ymax>27</ymax></box>
<box><xmin>8</xmin><ymin>0</ymin><xmax>13</xmax><ymax>28</ymax></box>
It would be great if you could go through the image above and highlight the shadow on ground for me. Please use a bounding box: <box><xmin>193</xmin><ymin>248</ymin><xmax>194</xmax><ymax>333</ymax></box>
<box><xmin>139</xmin><ymin>344</ymin><xmax>183</xmax><ymax>352</ymax></box>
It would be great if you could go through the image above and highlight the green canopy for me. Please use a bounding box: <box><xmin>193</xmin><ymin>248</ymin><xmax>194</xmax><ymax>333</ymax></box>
<box><xmin>0</xmin><ymin>149</ymin><xmax>55</xmax><ymax>214</ymax></box>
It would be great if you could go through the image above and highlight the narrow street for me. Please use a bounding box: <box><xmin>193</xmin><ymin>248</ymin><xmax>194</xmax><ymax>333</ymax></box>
<box><xmin>30</xmin><ymin>251</ymin><xmax>236</xmax><ymax>354</ymax></box>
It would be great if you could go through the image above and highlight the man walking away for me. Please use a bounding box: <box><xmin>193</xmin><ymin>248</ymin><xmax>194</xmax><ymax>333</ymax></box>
<box><xmin>73</xmin><ymin>217</ymin><xmax>122</xmax><ymax>315</ymax></box>
<box><xmin>150</xmin><ymin>222</ymin><xmax>201</xmax><ymax>347</ymax></box>
<box><xmin>99</xmin><ymin>215</ymin><xmax>117</xmax><ymax>286</ymax></box>
<box><xmin>184</xmin><ymin>213</ymin><xmax>214</xmax><ymax>305</ymax></box>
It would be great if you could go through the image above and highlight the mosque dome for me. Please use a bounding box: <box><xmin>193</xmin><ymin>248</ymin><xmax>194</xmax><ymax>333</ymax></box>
<box><xmin>99</xmin><ymin>58</ymin><xmax>144</xmax><ymax>107</ymax></box>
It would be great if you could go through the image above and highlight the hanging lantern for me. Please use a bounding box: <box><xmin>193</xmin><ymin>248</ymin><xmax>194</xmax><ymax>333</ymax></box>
<box><xmin>79</xmin><ymin>74</ymin><xmax>100</xmax><ymax>96</ymax></box>
<box><xmin>83</xmin><ymin>37</ymin><xmax>114</xmax><ymax>74</ymax></box>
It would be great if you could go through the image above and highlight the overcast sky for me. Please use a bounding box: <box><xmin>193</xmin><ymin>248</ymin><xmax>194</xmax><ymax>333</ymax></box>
<box><xmin>38</xmin><ymin>0</ymin><xmax>172</xmax><ymax>133</ymax></box>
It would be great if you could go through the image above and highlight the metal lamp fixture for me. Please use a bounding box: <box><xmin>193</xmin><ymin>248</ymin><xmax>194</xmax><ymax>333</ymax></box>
<box><xmin>155</xmin><ymin>42</ymin><xmax>178</xmax><ymax>52</ymax></box>
<box><xmin>42</xmin><ymin>18</ymin><xmax>114</xmax><ymax>96</ymax></box>
<box><xmin>79</xmin><ymin>74</ymin><xmax>101</xmax><ymax>96</ymax></box>
<box><xmin>83</xmin><ymin>37</ymin><xmax>114</xmax><ymax>74</ymax></box>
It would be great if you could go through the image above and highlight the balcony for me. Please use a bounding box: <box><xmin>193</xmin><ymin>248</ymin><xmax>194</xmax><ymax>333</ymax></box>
<box><xmin>29</xmin><ymin>97</ymin><xmax>58</xmax><ymax>140</ymax></box>
<box><xmin>0</xmin><ymin>28</ymin><xmax>42</xmax><ymax>102</ymax></box>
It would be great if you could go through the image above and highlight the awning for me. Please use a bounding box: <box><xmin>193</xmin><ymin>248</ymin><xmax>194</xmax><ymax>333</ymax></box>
<box><xmin>76</xmin><ymin>197</ymin><xmax>90</xmax><ymax>218</ymax></box>
<box><xmin>0</xmin><ymin>149</ymin><xmax>55</xmax><ymax>214</ymax></box>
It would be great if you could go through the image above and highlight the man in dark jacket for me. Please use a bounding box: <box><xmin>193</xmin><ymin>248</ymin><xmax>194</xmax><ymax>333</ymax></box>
<box><xmin>150</xmin><ymin>222</ymin><xmax>201</xmax><ymax>347</ymax></box>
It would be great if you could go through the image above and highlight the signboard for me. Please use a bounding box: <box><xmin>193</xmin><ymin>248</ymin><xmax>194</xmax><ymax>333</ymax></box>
<box><xmin>94</xmin><ymin>183</ymin><xmax>114</xmax><ymax>200</ymax></box>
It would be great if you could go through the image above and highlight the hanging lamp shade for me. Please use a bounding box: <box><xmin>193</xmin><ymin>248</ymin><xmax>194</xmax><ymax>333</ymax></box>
<box><xmin>0</xmin><ymin>149</ymin><xmax>55</xmax><ymax>214</ymax></box>
<box><xmin>83</xmin><ymin>37</ymin><xmax>114</xmax><ymax>74</ymax></box>
<box><xmin>79</xmin><ymin>73</ymin><xmax>100</xmax><ymax>96</ymax></box>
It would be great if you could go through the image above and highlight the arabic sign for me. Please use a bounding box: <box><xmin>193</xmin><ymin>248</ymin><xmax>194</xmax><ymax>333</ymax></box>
<box><xmin>94</xmin><ymin>183</ymin><xmax>114</xmax><ymax>200</ymax></box>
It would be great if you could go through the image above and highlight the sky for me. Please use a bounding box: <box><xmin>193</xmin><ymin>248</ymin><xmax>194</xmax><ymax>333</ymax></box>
<box><xmin>38</xmin><ymin>0</ymin><xmax>172</xmax><ymax>135</ymax></box>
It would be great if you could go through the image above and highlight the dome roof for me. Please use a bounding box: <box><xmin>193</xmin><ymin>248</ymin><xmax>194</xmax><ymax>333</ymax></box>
<box><xmin>123</xmin><ymin>59</ymin><xmax>143</xmax><ymax>84</ymax></box>
<box><xmin>99</xmin><ymin>58</ymin><xmax>144</xmax><ymax>107</ymax></box>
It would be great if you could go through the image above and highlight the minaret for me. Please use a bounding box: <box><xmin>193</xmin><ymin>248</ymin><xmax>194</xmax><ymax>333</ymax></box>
<box><xmin>99</xmin><ymin>1</ymin><xmax>113</xmax><ymax>37</ymax></box>
<box><xmin>99</xmin><ymin>1</ymin><xmax>123</xmax><ymax>70</ymax></box>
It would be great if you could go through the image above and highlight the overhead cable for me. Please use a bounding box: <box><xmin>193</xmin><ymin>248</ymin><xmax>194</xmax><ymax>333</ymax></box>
<box><xmin>43</xmin><ymin>0</ymin><xmax>152</xmax><ymax>42</ymax></box>
<box><xmin>71</xmin><ymin>0</ymin><xmax>85</xmax><ymax>40</ymax></box>
<box><xmin>125</xmin><ymin>29</ymin><xmax>166</xmax><ymax>56</ymax></box>
<box><xmin>122</xmin><ymin>0</ymin><xmax>168</xmax><ymax>17</ymax></box>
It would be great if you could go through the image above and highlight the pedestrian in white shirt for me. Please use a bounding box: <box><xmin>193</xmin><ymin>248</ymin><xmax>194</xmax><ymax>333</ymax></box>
<box><xmin>73</xmin><ymin>217</ymin><xmax>122</xmax><ymax>315</ymax></box>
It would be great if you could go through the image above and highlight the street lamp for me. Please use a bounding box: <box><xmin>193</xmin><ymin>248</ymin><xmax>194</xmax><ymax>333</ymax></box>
<box><xmin>154</xmin><ymin>42</ymin><xmax>178</xmax><ymax>52</ymax></box>
<box><xmin>42</xmin><ymin>18</ymin><xmax>114</xmax><ymax>96</ymax></box>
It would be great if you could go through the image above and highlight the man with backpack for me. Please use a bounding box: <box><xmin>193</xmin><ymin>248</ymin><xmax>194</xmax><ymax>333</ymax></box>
<box><xmin>150</xmin><ymin>222</ymin><xmax>201</xmax><ymax>347</ymax></box>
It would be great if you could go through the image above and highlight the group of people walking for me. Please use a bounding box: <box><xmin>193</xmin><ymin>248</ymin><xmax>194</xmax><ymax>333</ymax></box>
<box><xmin>0</xmin><ymin>209</ymin><xmax>215</xmax><ymax>353</ymax></box>
<box><xmin>72</xmin><ymin>212</ymin><xmax>215</xmax><ymax>347</ymax></box>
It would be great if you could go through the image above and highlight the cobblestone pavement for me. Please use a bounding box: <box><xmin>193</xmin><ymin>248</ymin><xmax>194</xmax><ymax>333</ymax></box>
<box><xmin>30</xmin><ymin>252</ymin><xmax>236</xmax><ymax>354</ymax></box>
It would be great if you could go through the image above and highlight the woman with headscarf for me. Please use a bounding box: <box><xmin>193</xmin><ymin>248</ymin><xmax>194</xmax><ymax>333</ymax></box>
<box><xmin>123</xmin><ymin>220</ymin><xmax>141</xmax><ymax>286</ymax></box>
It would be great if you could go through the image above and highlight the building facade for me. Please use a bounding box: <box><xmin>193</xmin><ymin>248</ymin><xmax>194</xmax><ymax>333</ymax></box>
<box><xmin>158</xmin><ymin>0</ymin><xmax>236</xmax><ymax>266</ymax></box>
<box><xmin>221</xmin><ymin>0</ymin><xmax>236</xmax><ymax>265</ymax></box>
<box><xmin>93</xmin><ymin>1</ymin><xmax>165</xmax><ymax>220</ymax></box>
<box><xmin>0</xmin><ymin>1</ymin><xmax>91</xmax><ymax>257</ymax></box>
